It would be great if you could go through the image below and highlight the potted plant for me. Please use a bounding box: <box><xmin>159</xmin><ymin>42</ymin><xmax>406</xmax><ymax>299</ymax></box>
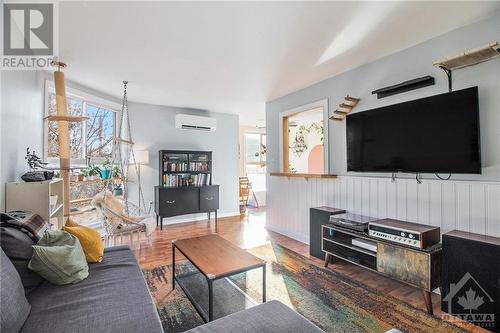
<box><xmin>84</xmin><ymin>165</ymin><xmax>101</xmax><ymax>181</ymax></box>
<box><xmin>111</xmin><ymin>166</ymin><xmax>123</xmax><ymax>195</ymax></box>
<box><xmin>112</xmin><ymin>165</ymin><xmax>121</xmax><ymax>179</ymax></box>
<box><xmin>112</xmin><ymin>183</ymin><xmax>123</xmax><ymax>196</ymax></box>
<box><xmin>100</xmin><ymin>159</ymin><xmax>112</xmax><ymax>179</ymax></box>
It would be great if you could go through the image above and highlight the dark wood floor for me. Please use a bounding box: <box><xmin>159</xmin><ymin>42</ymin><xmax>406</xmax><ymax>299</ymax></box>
<box><xmin>132</xmin><ymin>208</ymin><xmax>484</xmax><ymax>332</ymax></box>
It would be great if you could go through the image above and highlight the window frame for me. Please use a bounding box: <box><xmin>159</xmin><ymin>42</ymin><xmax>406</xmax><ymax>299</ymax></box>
<box><xmin>279</xmin><ymin>99</ymin><xmax>329</xmax><ymax>174</ymax></box>
<box><xmin>244</xmin><ymin>132</ymin><xmax>266</xmax><ymax>165</ymax></box>
<box><xmin>43</xmin><ymin>80</ymin><xmax>121</xmax><ymax>166</ymax></box>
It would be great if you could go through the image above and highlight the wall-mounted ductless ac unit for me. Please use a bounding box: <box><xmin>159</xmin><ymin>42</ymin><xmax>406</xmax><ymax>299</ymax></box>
<box><xmin>175</xmin><ymin>114</ymin><xmax>217</xmax><ymax>132</ymax></box>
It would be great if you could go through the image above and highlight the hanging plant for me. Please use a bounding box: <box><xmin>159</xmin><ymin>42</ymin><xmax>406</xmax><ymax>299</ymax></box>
<box><xmin>289</xmin><ymin>120</ymin><xmax>324</xmax><ymax>156</ymax></box>
<box><xmin>290</xmin><ymin>126</ymin><xmax>308</xmax><ymax>157</ymax></box>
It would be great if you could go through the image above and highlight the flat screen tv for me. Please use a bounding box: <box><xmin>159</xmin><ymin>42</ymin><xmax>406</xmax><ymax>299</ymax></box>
<box><xmin>346</xmin><ymin>87</ymin><xmax>481</xmax><ymax>174</ymax></box>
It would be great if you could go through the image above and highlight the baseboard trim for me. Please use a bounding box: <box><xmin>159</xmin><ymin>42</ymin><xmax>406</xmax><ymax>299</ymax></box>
<box><xmin>265</xmin><ymin>223</ymin><xmax>309</xmax><ymax>244</ymax></box>
<box><xmin>161</xmin><ymin>211</ymin><xmax>240</xmax><ymax>225</ymax></box>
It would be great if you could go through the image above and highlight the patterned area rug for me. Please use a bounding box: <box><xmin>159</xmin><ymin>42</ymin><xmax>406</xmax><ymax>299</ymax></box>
<box><xmin>143</xmin><ymin>242</ymin><xmax>470</xmax><ymax>333</ymax></box>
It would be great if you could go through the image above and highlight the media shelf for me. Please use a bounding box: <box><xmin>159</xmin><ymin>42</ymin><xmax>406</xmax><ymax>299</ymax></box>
<box><xmin>155</xmin><ymin>150</ymin><xmax>219</xmax><ymax>231</ymax></box>
<box><xmin>321</xmin><ymin>223</ymin><xmax>442</xmax><ymax>315</ymax></box>
<box><xmin>322</xmin><ymin>226</ymin><xmax>377</xmax><ymax>271</ymax></box>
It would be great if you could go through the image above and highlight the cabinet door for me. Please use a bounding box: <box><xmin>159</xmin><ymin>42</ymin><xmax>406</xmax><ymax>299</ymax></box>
<box><xmin>377</xmin><ymin>243</ymin><xmax>430</xmax><ymax>290</ymax></box>
<box><xmin>200</xmin><ymin>186</ymin><xmax>219</xmax><ymax>212</ymax></box>
<box><xmin>158</xmin><ymin>187</ymin><xmax>199</xmax><ymax>216</ymax></box>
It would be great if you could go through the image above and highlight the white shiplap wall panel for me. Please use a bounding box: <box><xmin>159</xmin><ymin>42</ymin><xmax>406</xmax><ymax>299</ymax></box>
<box><xmin>429</xmin><ymin>182</ymin><xmax>442</xmax><ymax>228</ymax></box>
<box><xmin>361</xmin><ymin>178</ymin><xmax>370</xmax><ymax>216</ymax></box>
<box><xmin>378</xmin><ymin>179</ymin><xmax>387</xmax><ymax>219</ymax></box>
<box><xmin>266</xmin><ymin>176</ymin><xmax>500</xmax><ymax>244</ymax></box>
<box><xmin>417</xmin><ymin>181</ymin><xmax>430</xmax><ymax>225</ymax></box>
<box><xmin>369</xmin><ymin>178</ymin><xmax>379</xmax><ymax>218</ymax></box>
<box><xmin>486</xmin><ymin>185</ymin><xmax>500</xmax><ymax>237</ymax></box>
<box><xmin>442</xmin><ymin>183</ymin><xmax>456</xmax><ymax>235</ymax></box>
<box><xmin>470</xmin><ymin>184</ymin><xmax>486</xmax><ymax>235</ymax></box>
<box><xmin>397</xmin><ymin>181</ymin><xmax>407</xmax><ymax>221</ymax></box>
<box><xmin>456</xmin><ymin>183</ymin><xmax>470</xmax><ymax>233</ymax></box>
<box><xmin>387</xmin><ymin>180</ymin><xmax>398</xmax><ymax>219</ymax></box>
<box><xmin>407</xmin><ymin>181</ymin><xmax>419</xmax><ymax>223</ymax></box>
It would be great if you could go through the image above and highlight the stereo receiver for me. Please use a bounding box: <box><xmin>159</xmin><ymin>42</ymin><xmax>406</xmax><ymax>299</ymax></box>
<box><xmin>368</xmin><ymin>219</ymin><xmax>440</xmax><ymax>249</ymax></box>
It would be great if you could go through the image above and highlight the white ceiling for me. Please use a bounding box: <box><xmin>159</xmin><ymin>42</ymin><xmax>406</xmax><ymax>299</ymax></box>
<box><xmin>59</xmin><ymin>1</ymin><xmax>500</xmax><ymax>125</ymax></box>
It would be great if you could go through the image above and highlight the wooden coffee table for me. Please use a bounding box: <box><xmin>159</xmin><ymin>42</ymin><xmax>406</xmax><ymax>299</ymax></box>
<box><xmin>172</xmin><ymin>234</ymin><xmax>266</xmax><ymax>322</ymax></box>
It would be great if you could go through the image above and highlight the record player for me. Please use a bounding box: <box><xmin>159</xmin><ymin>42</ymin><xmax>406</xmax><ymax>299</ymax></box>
<box><xmin>328</xmin><ymin>213</ymin><xmax>379</xmax><ymax>232</ymax></box>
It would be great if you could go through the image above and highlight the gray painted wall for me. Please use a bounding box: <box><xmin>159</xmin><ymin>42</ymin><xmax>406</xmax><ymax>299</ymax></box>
<box><xmin>127</xmin><ymin>102</ymin><xmax>240</xmax><ymax>222</ymax></box>
<box><xmin>264</xmin><ymin>12</ymin><xmax>500</xmax><ymax>243</ymax></box>
<box><xmin>266</xmin><ymin>12</ymin><xmax>500</xmax><ymax>181</ymax></box>
<box><xmin>1</xmin><ymin>71</ymin><xmax>45</xmax><ymax>211</ymax></box>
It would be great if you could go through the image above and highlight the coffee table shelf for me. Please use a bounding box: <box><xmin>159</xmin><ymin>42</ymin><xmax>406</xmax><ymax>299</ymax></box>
<box><xmin>172</xmin><ymin>234</ymin><xmax>266</xmax><ymax>322</ymax></box>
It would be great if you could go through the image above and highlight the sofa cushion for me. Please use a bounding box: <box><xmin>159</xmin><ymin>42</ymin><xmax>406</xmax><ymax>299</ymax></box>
<box><xmin>1</xmin><ymin>248</ymin><xmax>31</xmax><ymax>332</ymax></box>
<box><xmin>63</xmin><ymin>223</ymin><xmax>104</xmax><ymax>263</ymax></box>
<box><xmin>0</xmin><ymin>226</ymin><xmax>43</xmax><ymax>293</ymax></box>
<box><xmin>185</xmin><ymin>300</ymin><xmax>324</xmax><ymax>333</ymax></box>
<box><xmin>21</xmin><ymin>246</ymin><xmax>163</xmax><ymax>333</ymax></box>
<box><xmin>28</xmin><ymin>230</ymin><xmax>89</xmax><ymax>285</ymax></box>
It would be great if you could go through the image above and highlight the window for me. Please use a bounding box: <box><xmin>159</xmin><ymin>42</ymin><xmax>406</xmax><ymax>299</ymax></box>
<box><xmin>244</xmin><ymin>133</ymin><xmax>266</xmax><ymax>191</ymax></box>
<box><xmin>245</xmin><ymin>133</ymin><xmax>266</xmax><ymax>173</ymax></box>
<box><xmin>44</xmin><ymin>82</ymin><xmax>120</xmax><ymax>165</ymax></box>
<box><xmin>86</xmin><ymin>104</ymin><xmax>115</xmax><ymax>159</ymax></box>
<box><xmin>47</xmin><ymin>94</ymin><xmax>84</xmax><ymax>159</ymax></box>
<box><xmin>280</xmin><ymin>100</ymin><xmax>328</xmax><ymax>174</ymax></box>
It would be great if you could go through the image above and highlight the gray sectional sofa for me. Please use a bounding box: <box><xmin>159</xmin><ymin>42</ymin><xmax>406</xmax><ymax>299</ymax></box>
<box><xmin>185</xmin><ymin>300</ymin><xmax>324</xmax><ymax>333</ymax></box>
<box><xmin>1</xmin><ymin>245</ymin><xmax>164</xmax><ymax>333</ymax></box>
<box><xmin>1</xmin><ymin>225</ymin><xmax>324</xmax><ymax>333</ymax></box>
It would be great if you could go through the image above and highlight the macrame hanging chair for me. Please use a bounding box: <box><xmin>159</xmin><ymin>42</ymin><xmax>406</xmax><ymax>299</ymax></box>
<box><xmin>91</xmin><ymin>81</ymin><xmax>155</xmax><ymax>248</ymax></box>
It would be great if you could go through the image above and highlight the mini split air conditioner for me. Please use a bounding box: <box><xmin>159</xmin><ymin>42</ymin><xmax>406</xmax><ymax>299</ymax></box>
<box><xmin>175</xmin><ymin>114</ymin><xmax>216</xmax><ymax>132</ymax></box>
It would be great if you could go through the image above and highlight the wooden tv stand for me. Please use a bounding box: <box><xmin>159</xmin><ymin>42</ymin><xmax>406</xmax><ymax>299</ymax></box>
<box><xmin>322</xmin><ymin>224</ymin><xmax>442</xmax><ymax>315</ymax></box>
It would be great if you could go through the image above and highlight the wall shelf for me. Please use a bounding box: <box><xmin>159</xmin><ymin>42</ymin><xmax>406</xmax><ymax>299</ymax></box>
<box><xmin>270</xmin><ymin>172</ymin><xmax>337</xmax><ymax>180</ymax></box>
<box><xmin>44</xmin><ymin>115</ymin><xmax>89</xmax><ymax>122</ymax></box>
<box><xmin>329</xmin><ymin>95</ymin><xmax>360</xmax><ymax>121</ymax></box>
<box><xmin>371</xmin><ymin>76</ymin><xmax>435</xmax><ymax>99</ymax></box>
<box><xmin>433</xmin><ymin>41</ymin><xmax>499</xmax><ymax>71</ymax></box>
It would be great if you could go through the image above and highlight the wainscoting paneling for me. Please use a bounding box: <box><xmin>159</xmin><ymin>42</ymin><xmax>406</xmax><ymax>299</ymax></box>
<box><xmin>266</xmin><ymin>176</ymin><xmax>500</xmax><ymax>244</ymax></box>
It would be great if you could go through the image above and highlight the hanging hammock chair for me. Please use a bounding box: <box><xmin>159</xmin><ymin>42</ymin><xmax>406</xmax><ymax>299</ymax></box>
<box><xmin>91</xmin><ymin>81</ymin><xmax>155</xmax><ymax>248</ymax></box>
<box><xmin>91</xmin><ymin>191</ymin><xmax>155</xmax><ymax>247</ymax></box>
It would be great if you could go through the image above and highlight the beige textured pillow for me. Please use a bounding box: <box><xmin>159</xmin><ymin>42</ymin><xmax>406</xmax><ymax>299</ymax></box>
<box><xmin>28</xmin><ymin>230</ymin><xmax>89</xmax><ymax>285</ymax></box>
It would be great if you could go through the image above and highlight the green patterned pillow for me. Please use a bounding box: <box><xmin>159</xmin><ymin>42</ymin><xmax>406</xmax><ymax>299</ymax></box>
<box><xmin>28</xmin><ymin>230</ymin><xmax>89</xmax><ymax>285</ymax></box>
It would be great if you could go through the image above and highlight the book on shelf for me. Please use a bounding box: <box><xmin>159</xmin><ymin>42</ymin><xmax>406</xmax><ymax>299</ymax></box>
<box><xmin>164</xmin><ymin>161</ymin><xmax>188</xmax><ymax>172</ymax></box>
<box><xmin>192</xmin><ymin>173</ymin><xmax>210</xmax><ymax>186</ymax></box>
<box><xmin>162</xmin><ymin>173</ymin><xmax>211</xmax><ymax>187</ymax></box>
<box><xmin>163</xmin><ymin>174</ymin><xmax>189</xmax><ymax>187</ymax></box>
<box><xmin>189</xmin><ymin>161</ymin><xmax>210</xmax><ymax>171</ymax></box>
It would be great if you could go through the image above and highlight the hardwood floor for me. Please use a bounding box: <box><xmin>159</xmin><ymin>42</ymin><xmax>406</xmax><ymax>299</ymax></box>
<box><xmin>132</xmin><ymin>207</ymin><xmax>485</xmax><ymax>332</ymax></box>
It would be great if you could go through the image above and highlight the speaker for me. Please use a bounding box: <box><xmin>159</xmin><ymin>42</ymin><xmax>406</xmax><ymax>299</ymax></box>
<box><xmin>442</xmin><ymin>230</ymin><xmax>500</xmax><ymax>332</ymax></box>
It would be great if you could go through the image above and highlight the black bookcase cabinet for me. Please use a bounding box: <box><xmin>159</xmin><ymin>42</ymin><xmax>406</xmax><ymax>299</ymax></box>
<box><xmin>155</xmin><ymin>150</ymin><xmax>219</xmax><ymax>230</ymax></box>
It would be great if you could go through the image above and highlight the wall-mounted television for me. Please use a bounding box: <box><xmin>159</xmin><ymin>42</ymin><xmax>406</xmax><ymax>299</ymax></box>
<box><xmin>346</xmin><ymin>87</ymin><xmax>481</xmax><ymax>174</ymax></box>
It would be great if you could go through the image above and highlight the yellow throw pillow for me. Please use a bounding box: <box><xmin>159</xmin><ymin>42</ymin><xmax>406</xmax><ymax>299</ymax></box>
<box><xmin>65</xmin><ymin>218</ymin><xmax>79</xmax><ymax>227</ymax></box>
<box><xmin>63</xmin><ymin>224</ymin><xmax>104</xmax><ymax>263</ymax></box>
